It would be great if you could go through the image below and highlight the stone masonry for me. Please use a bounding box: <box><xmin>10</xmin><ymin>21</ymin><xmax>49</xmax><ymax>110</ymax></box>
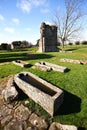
<box><xmin>38</xmin><ymin>22</ymin><xmax>58</xmax><ymax>52</ymax></box>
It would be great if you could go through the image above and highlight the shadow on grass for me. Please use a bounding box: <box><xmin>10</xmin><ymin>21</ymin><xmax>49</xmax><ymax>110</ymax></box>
<box><xmin>0</xmin><ymin>53</ymin><xmax>53</xmax><ymax>63</ymax></box>
<box><xmin>27</xmin><ymin>53</ymin><xmax>54</xmax><ymax>60</ymax></box>
<box><xmin>65</xmin><ymin>48</ymin><xmax>78</xmax><ymax>51</ymax></box>
<box><xmin>55</xmin><ymin>90</ymin><xmax>81</xmax><ymax>115</ymax></box>
<box><xmin>65</xmin><ymin>45</ymin><xmax>87</xmax><ymax>52</ymax></box>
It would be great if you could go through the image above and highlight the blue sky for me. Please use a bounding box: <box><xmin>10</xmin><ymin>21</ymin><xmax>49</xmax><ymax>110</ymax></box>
<box><xmin>0</xmin><ymin>0</ymin><xmax>87</xmax><ymax>44</ymax></box>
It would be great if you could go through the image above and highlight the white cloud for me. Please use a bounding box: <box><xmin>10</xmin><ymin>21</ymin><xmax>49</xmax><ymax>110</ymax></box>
<box><xmin>17</xmin><ymin>0</ymin><xmax>46</xmax><ymax>13</ymax></box>
<box><xmin>17</xmin><ymin>0</ymin><xmax>31</xmax><ymax>13</ymax></box>
<box><xmin>4</xmin><ymin>27</ymin><xmax>15</xmax><ymax>33</ymax></box>
<box><xmin>32</xmin><ymin>0</ymin><xmax>46</xmax><ymax>6</ymax></box>
<box><xmin>12</xmin><ymin>18</ymin><xmax>20</xmax><ymax>24</ymax></box>
<box><xmin>0</xmin><ymin>14</ymin><xmax>4</xmax><ymax>21</ymax></box>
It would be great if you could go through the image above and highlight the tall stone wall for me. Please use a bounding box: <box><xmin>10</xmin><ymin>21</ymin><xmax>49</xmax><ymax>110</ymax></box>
<box><xmin>38</xmin><ymin>22</ymin><xmax>58</xmax><ymax>52</ymax></box>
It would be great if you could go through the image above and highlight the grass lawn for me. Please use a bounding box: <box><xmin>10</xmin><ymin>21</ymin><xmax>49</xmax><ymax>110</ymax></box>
<box><xmin>0</xmin><ymin>45</ymin><xmax>87</xmax><ymax>129</ymax></box>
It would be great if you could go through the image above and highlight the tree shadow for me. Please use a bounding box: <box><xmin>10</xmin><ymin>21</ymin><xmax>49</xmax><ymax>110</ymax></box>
<box><xmin>27</xmin><ymin>53</ymin><xmax>54</xmax><ymax>60</ymax></box>
<box><xmin>0</xmin><ymin>53</ymin><xmax>54</xmax><ymax>63</ymax></box>
<box><xmin>0</xmin><ymin>52</ymin><xmax>28</xmax><ymax>63</ymax></box>
<box><xmin>55</xmin><ymin>90</ymin><xmax>81</xmax><ymax>115</ymax></box>
<box><xmin>65</xmin><ymin>45</ymin><xmax>87</xmax><ymax>52</ymax></box>
<box><xmin>78</xmin><ymin>127</ymin><xmax>86</xmax><ymax>130</ymax></box>
<box><xmin>65</xmin><ymin>48</ymin><xmax>78</xmax><ymax>51</ymax></box>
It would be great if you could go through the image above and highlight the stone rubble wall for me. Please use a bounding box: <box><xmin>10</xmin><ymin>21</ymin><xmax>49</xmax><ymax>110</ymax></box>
<box><xmin>60</xmin><ymin>58</ymin><xmax>87</xmax><ymax>64</ymax></box>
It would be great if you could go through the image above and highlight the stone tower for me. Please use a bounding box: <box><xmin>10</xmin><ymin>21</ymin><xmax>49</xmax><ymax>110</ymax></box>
<box><xmin>38</xmin><ymin>22</ymin><xmax>58</xmax><ymax>52</ymax></box>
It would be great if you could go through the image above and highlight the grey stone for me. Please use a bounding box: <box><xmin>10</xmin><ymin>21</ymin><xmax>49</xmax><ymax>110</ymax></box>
<box><xmin>26</xmin><ymin>126</ymin><xmax>38</xmax><ymax>130</ymax></box>
<box><xmin>29</xmin><ymin>113</ymin><xmax>48</xmax><ymax>130</ymax></box>
<box><xmin>38</xmin><ymin>22</ymin><xmax>58</xmax><ymax>52</ymax></box>
<box><xmin>2</xmin><ymin>77</ymin><xmax>18</xmax><ymax>103</ymax></box>
<box><xmin>4</xmin><ymin>118</ymin><xmax>27</xmax><ymax>130</ymax></box>
<box><xmin>12</xmin><ymin>60</ymin><xmax>30</xmax><ymax>67</ymax></box>
<box><xmin>14</xmin><ymin>104</ymin><xmax>31</xmax><ymax>121</ymax></box>
<box><xmin>0</xmin><ymin>105</ymin><xmax>12</xmax><ymax>120</ymax></box>
<box><xmin>14</xmin><ymin>72</ymin><xmax>64</xmax><ymax>116</ymax></box>
<box><xmin>49</xmin><ymin>122</ymin><xmax>77</xmax><ymax>130</ymax></box>
<box><xmin>2</xmin><ymin>86</ymin><xmax>18</xmax><ymax>103</ymax></box>
<box><xmin>33</xmin><ymin>61</ymin><xmax>69</xmax><ymax>72</ymax></box>
<box><xmin>33</xmin><ymin>62</ymin><xmax>51</xmax><ymax>71</ymax></box>
<box><xmin>60</xmin><ymin>58</ymin><xmax>83</xmax><ymax>64</ymax></box>
<box><xmin>24</xmin><ymin>100</ymin><xmax>30</xmax><ymax>105</ymax></box>
<box><xmin>7</xmin><ymin>77</ymin><xmax>14</xmax><ymax>88</ymax></box>
<box><xmin>1</xmin><ymin>115</ymin><xmax>13</xmax><ymax>126</ymax></box>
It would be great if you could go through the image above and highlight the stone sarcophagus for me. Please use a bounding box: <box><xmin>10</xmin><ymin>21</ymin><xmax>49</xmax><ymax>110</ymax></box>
<box><xmin>12</xmin><ymin>60</ymin><xmax>30</xmax><ymax>67</ymax></box>
<box><xmin>14</xmin><ymin>72</ymin><xmax>64</xmax><ymax>116</ymax></box>
<box><xmin>33</xmin><ymin>61</ymin><xmax>69</xmax><ymax>72</ymax></box>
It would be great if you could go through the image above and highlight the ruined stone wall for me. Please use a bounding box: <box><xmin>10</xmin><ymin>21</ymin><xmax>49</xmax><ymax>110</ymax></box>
<box><xmin>38</xmin><ymin>22</ymin><xmax>58</xmax><ymax>52</ymax></box>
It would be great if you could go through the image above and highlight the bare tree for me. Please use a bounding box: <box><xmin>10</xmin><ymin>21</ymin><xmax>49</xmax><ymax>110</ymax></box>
<box><xmin>53</xmin><ymin>0</ymin><xmax>84</xmax><ymax>49</ymax></box>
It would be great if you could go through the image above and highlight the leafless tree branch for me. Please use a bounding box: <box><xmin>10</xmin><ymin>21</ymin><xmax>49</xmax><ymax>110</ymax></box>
<box><xmin>53</xmin><ymin>0</ymin><xmax>85</xmax><ymax>49</ymax></box>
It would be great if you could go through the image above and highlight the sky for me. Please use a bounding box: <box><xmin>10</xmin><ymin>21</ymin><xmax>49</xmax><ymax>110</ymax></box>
<box><xmin>0</xmin><ymin>0</ymin><xmax>87</xmax><ymax>44</ymax></box>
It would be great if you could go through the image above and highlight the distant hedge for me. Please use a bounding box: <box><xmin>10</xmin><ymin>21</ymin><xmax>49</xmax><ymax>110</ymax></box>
<box><xmin>75</xmin><ymin>41</ymin><xmax>80</xmax><ymax>45</ymax></box>
<box><xmin>68</xmin><ymin>43</ymin><xmax>73</xmax><ymax>45</ymax></box>
<box><xmin>81</xmin><ymin>41</ymin><xmax>87</xmax><ymax>45</ymax></box>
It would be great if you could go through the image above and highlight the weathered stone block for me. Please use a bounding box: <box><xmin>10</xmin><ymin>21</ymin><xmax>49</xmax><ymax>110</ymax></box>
<box><xmin>49</xmin><ymin>122</ymin><xmax>77</xmax><ymax>130</ymax></box>
<box><xmin>4</xmin><ymin>118</ymin><xmax>27</xmax><ymax>130</ymax></box>
<box><xmin>14</xmin><ymin>104</ymin><xmax>31</xmax><ymax>121</ymax></box>
<box><xmin>60</xmin><ymin>58</ymin><xmax>83</xmax><ymax>64</ymax></box>
<box><xmin>14</xmin><ymin>72</ymin><xmax>64</xmax><ymax>116</ymax></box>
<box><xmin>33</xmin><ymin>62</ymin><xmax>52</xmax><ymax>71</ymax></box>
<box><xmin>12</xmin><ymin>60</ymin><xmax>30</xmax><ymax>67</ymax></box>
<box><xmin>2</xmin><ymin>78</ymin><xmax>18</xmax><ymax>103</ymax></box>
<box><xmin>33</xmin><ymin>61</ymin><xmax>69</xmax><ymax>72</ymax></box>
<box><xmin>29</xmin><ymin>113</ymin><xmax>48</xmax><ymax>129</ymax></box>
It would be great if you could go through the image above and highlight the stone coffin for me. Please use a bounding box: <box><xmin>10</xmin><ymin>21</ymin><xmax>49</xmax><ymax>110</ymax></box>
<box><xmin>33</xmin><ymin>61</ymin><xmax>69</xmax><ymax>72</ymax></box>
<box><xmin>14</xmin><ymin>72</ymin><xmax>64</xmax><ymax>116</ymax></box>
<box><xmin>33</xmin><ymin>62</ymin><xmax>52</xmax><ymax>71</ymax></box>
<box><xmin>12</xmin><ymin>60</ymin><xmax>30</xmax><ymax>67</ymax></box>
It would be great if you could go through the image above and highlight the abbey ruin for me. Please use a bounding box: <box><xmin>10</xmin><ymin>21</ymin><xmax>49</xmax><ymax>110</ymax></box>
<box><xmin>38</xmin><ymin>22</ymin><xmax>58</xmax><ymax>52</ymax></box>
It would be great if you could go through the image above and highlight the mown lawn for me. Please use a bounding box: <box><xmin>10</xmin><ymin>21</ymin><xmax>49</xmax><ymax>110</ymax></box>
<box><xmin>0</xmin><ymin>45</ymin><xmax>87</xmax><ymax>129</ymax></box>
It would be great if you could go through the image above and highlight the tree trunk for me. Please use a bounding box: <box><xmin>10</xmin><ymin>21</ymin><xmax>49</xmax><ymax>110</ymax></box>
<box><xmin>61</xmin><ymin>39</ymin><xmax>65</xmax><ymax>51</ymax></box>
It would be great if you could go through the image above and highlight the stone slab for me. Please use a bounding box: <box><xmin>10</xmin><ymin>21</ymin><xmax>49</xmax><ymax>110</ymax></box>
<box><xmin>49</xmin><ymin>122</ymin><xmax>77</xmax><ymax>130</ymax></box>
<box><xmin>33</xmin><ymin>61</ymin><xmax>69</xmax><ymax>72</ymax></box>
<box><xmin>12</xmin><ymin>60</ymin><xmax>30</xmax><ymax>67</ymax></box>
<box><xmin>60</xmin><ymin>58</ymin><xmax>84</xmax><ymax>64</ymax></box>
<box><xmin>14</xmin><ymin>72</ymin><xmax>64</xmax><ymax>116</ymax></box>
<box><xmin>32</xmin><ymin>62</ymin><xmax>52</xmax><ymax>71</ymax></box>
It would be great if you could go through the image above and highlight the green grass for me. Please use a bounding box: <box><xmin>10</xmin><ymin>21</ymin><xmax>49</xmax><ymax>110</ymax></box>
<box><xmin>0</xmin><ymin>45</ymin><xmax>87</xmax><ymax>129</ymax></box>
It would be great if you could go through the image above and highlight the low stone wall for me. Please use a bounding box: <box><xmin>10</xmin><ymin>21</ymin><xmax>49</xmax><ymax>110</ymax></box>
<box><xmin>12</xmin><ymin>60</ymin><xmax>30</xmax><ymax>67</ymax></box>
<box><xmin>60</xmin><ymin>58</ymin><xmax>85</xmax><ymax>64</ymax></box>
<box><xmin>14</xmin><ymin>72</ymin><xmax>64</xmax><ymax>116</ymax></box>
<box><xmin>33</xmin><ymin>61</ymin><xmax>69</xmax><ymax>72</ymax></box>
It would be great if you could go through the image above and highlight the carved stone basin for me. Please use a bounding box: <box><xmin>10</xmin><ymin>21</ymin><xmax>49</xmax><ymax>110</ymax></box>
<box><xmin>14</xmin><ymin>72</ymin><xmax>64</xmax><ymax>116</ymax></box>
